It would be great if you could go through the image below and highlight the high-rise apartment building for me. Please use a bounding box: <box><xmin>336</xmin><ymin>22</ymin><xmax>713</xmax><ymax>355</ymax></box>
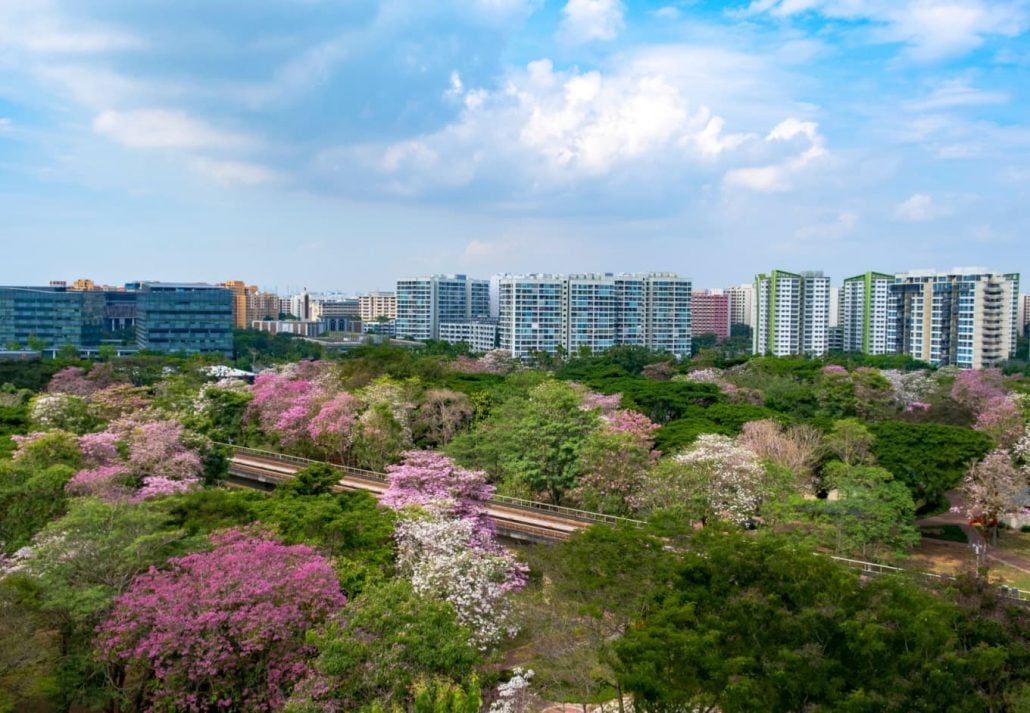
<box><xmin>135</xmin><ymin>282</ymin><xmax>233</xmax><ymax>356</ymax></box>
<box><xmin>691</xmin><ymin>290</ymin><xmax>731</xmax><ymax>341</ymax></box>
<box><xmin>247</xmin><ymin>291</ymin><xmax>281</xmax><ymax>322</ymax></box>
<box><xmin>218</xmin><ymin>280</ymin><xmax>253</xmax><ymax>329</ymax></box>
<box><xmin>841</xmin><ymin>272</ymin><xmax>893</xmax><ymax>355</ymax></box>
<box><xmin>359</xmin><ymin>291</ymin><xmax>397</xmax><ymax>321</ymax></box>
<box><xmin>887</xmin><ymin>270</ymin><xmax>1020</xmax><ymax>369</ymax></box>
<box><xmin>395</xmin><ymin>275</ymin><xmax>490</xmax><ymax>341</ymax></box>
<box><xmin>753</xmin><ymin>270</ymin><xmax>831</xmax><ymax>357</ymax></box>
<box><xmin>0</xmin><ymin>285</ymin><xmax>105</xmax><ymax>350</ymax></box>
<box><xmin>725</xmin><ymin>284</ymin><xmax>754</xmax><ymax>327</ymax></box>
<box><xmin>497</xmin><ymin>272</ymin><xmax>691</xmax><ymax>360</ymax></box>
<box><xmin>1020</xmin><ymin>294</ymin><xmax>1030</xmax><ymax>335</ymax></box>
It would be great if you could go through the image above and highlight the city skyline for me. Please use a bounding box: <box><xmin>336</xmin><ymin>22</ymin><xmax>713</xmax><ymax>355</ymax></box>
<box><xmin>1</xmin><ymin>1</ymin><xmax>1028</xmax><ymax>290</ymax></box>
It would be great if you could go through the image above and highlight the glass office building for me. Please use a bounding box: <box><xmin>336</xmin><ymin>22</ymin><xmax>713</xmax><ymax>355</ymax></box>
<box><xmin>135</xmin><ymin>282</ymin><xmax>233</xmax><ymax>356</ymax></box>
<box><xmin>0</xmin><ymin>286</ymin><xmax>104</xmax><ymax>349</ymax></box>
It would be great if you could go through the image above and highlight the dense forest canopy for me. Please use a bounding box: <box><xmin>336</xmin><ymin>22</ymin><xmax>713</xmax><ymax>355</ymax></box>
<box><xmin>3</xmin><ymin>338</ymin><xmax>1030</xmax><ymax>711</ymax></box>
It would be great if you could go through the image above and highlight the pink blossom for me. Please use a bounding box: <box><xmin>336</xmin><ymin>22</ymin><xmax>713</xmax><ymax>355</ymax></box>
<box><xmin>821</xmin><ymin>364</ymin><xmax>848</xmax><ymax>375</ymax></box>
<box><xmin>951</xmin><ymin>368</ymin><xmax>1006</xmax><ymax>411</ymax></box>
<box><xmin>248</xmin><ymin>372</ymin><xmax>324</xmax><ymax>447</ymax></box>
<box><xmin>133</xmin><ymin>475</ymin><xmax>200</xmax><ymax>501</ymax></box>
<box><xmin>66</xmin><ymin>465</ymin><xmax>132</xmax><ymax>500</ymax></box>
<box><xmin>383</xmin><ymin>450</ymin><xmax>495</xmax><ymax>540</ymax></box>
<box><xmin>97</xmin><ymin>527</ymin><xmax>346</xmax><ymax>713</ymax></box>
<box><xmin>47</xmin><ymin>366</ymin><xmax>96</xmax><ymax>397</ymax></box>
<box><xmin>10</xmin><ymin>432</ymin><xmax>49</xmax><ymax>458</ymax></box>
<box><xmin>905</xmin><ymin>401</ymin><xmax>931</xmax><ymax>412</ymax></box>
<box><xmin>974</xmin><ymin>395</ymin><xmax>1024</xmax><ymax>446</ymax></box>
<box><xmin>79</xmin><ymin>431</ymin><xmax>121</xmax><ymax>467</ymax></box>
<box><xmin>581</xmin><ymin>390</ymin><xmax>622</xmax><ymax>414</ymax></box>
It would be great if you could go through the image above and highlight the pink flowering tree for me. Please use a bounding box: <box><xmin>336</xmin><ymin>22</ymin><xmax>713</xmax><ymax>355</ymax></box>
<box><xmin>248</xmin><ymin>372</ymin><xmax>324</xmax><ymax>448</ymax></box>
<box><xmin>383</xmin><ymin>451</ymin><xmax>495</xmax><ymax>539</ymax></box>
<box><xmin>974</xmin><ymin>395</ymin><xmax>1025</xmax><ymax>447</ymax></box>
<box><xmin>65</xmin><ymin>465</ymin><xmax>133</xmax><ymax>500</ymax></box>
<box><xmin>78</xmin><ymin>430</ymin><xmax>121</xmax><ymax>467</ymax></box>
<box><xmin>580</xmin><ymin>389</ymin><xmax>623</xmax><ymax>415</ymax></box>
<box><xmin>308</xmin><ymin>391</ymin><xmax>362</xmax><ymax>462</ymax></box>
<box><xmin>97</xmin><ymin>527</ymin><xmax>346</xmax><ymax>713</ymax></box>
<box><xmin>951</xmin><ymin>368</ymin><xmax>1006</xmax><ymax>412</ymax></box>
<box><xmin>572</xmin><ymin>409</ymin><xmax>661</xmax><ymax>515</ymax></box>
<box><xmin>88</xmin><ymin>384</ymin><xmax>152</xmax><ymax>422</ymax></box>
<box><xmin>962</xmin><ymin>450</ymin><xmax>1025</xmax><ymax>545</ymax></box>
<box><xmin>46</xmin><ymin>366</ymin><xmax>96</xmax><ymax>397</ymax></box>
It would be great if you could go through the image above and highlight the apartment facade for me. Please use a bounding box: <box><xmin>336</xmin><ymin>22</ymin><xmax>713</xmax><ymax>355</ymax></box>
<box><xmin>725</xmin><ymin>283</ymin><xmax>754</xmax><ymax>327</ymax></box>
<box><xmin>841</xmin><ymin>272</ymin><xmax>893</xmax><ymax>355</ymax></box>
<box><xmin>753</xmin><ymin>270</ymin><xmax>831</xmax><ymax>357</ymax></box>
<box><xmin>395</xmin><ymin>275</ymin><xmax>490</xmax><ymax>341</ymax></box>
<box><xmin>359</xmin><ymin>291</ymin><xmax>398</xmax><ymax>321</ymax></box>
<box><xmin>438</xmin><ymin>320</ymin><xmax>498</xmax><ymax>353</ymax></box>
<box><xmin>691</xmin><ymin>290</ymin><xmax>731</xmax><ymax>341</ymax></box>
<box><xmin>497</xmin><ymin>272</ymin><xmax>691</xmax><ymax>360</ymax></box>
<box><xmin>887</xmin><ymin>270</ymin><xmax>1020</xmax><ymax>369</ymax></box>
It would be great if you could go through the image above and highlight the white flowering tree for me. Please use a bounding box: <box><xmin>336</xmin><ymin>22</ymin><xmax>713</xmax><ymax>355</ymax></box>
<box><xmin>963</xmin><ymin>449</ymin><xmax>1027</xmax><ymax>545</ymax></box>
<box><xmin>639</xmin><ymin>434</ymin><xmax>772</xmax><ymax>525</ymax></box>
<box><xmin>394</xmin><ymin>516</ymin><xmax>525</xmax><ymax>649</ymax></box>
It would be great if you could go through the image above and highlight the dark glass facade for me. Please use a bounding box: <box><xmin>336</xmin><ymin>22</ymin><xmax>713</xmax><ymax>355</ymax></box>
<box><xmin>0</xmin><ymin>286</ymin><xmax>104</xmax><ymax>349</ymax></box>
<box><xmin>135</xmin><ymin>283</ymin><xmax>233</xmax><ymax>356</ymax></box>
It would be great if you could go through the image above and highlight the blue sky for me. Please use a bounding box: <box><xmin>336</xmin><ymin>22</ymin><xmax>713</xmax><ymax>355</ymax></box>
<box><xmin>1</xmin><ymin>0</ymin><xmax>1028</xmax><ymax>292</ymax></box>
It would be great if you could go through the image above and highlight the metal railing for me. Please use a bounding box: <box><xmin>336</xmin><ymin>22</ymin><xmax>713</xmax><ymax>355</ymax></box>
<box><xmin>825</xmin><ymin>554</ymin><xmax>1030</xmax><ymax>603</ymax></box>
<box><xmin>218</xmin><ymin>442</ymin><xmax>644</xmax><ymax>527</ymax></box>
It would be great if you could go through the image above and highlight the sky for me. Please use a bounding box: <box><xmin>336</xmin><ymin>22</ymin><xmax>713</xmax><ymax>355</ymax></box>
<box><xmin>0</xmin><ymin>0</ymin><xmax>1028</xmax><ymax>293</ymax></box>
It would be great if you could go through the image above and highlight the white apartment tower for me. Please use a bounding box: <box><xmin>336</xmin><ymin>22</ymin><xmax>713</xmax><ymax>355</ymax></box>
<box><xmin>841</xmin><ymin>272</ymin><xmax>893</xmax><ymax>355</ymax></box>
<box><xmin>725</xmin><ymin>284</ymin><xmax>754</xmax><ymax>327</ymax></box>
<box><xmin>753</xmin><ymin>270</ymin><xmax>831</xmax><ymax>357</ymax></box>
<box><xmin>498</xmin><ymin>272</ymin><xmax>691</xmax><ymax>360</ymax></box>
<box><xmin>887</xmin><ymin>270</ymin><xmax>1020</xmax><ymax>369</ymax></box>
<box><xmin>395</xmin><ymin>275</ymin><xmax>490</xmax><ymax>341</ymax></box>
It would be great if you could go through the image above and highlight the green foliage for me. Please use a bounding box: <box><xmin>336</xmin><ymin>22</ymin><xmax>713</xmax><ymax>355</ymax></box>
<box><xmin>0</xmin><ymin>404</ymin><xmax>28</xmax><ymax>460</ymax></box>
<box><xmin>789</xmin><ymin>462</ymin><xmax>920</xmax><ymax>559</ymax></box>
<box><xmin>0</xmin><ymin>464</ymin><xmax>75</xmax><ymax>554</ymax></box>
<box><xmin>280</xmin><ymin>463</ymin><xmax>343</xmax><ymax>496</ymax></box>
<box><xmin>869</xmin><ymin>421</ymin><xmax>993</xmax><ymax>510</ymax></box>
<box><xmin>655</xmin><ymin>402</ymin><xmax>783</xmax><ymax>452</ymax></box>
<box><xmin>300</xmin><ymin>580</ymin><xmax>480</xmax><ymax>711</ymax></box>
<box><xmin>615</xmin><ymin>528</ymin><xmax>1027</xmax><ymax>713</ymax></box>
<box><xmin>498</xmin><ymin>380</ymin><xmax>599</xmax><ymax>504</ymax></box>
<box><xmin>233</xmin><ymin>329</ymin><xmax>326</xmax><ymax>369</ymax></box>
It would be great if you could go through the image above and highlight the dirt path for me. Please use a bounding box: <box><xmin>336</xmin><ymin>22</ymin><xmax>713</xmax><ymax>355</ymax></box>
<box><xmin>918</xmin><ymin>491</ymin><xmax>1030</xmax><ymax>575</ymax></box>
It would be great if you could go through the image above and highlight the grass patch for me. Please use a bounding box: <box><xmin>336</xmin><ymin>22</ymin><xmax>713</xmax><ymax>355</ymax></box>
<box><xmin>920</xmin><ymin>524</ymin><xmax>969</xmax><ymax>543</ymax></box>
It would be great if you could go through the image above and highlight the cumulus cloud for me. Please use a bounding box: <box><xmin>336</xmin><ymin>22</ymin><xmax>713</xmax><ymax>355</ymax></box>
<box><xmin>748</xmin><ymin>0</ymin><xmax>1026</xmax><ymax>60</ymax></box>
<box><xmin>93</xmin><ymin>109</ymin><xmax>251</xmax><ymax>150</ymax></box>
<box><xmin>795</xmin><ymin>210</ymin><xmax>858</xmax><ymax>240</ymax></box>
<box><xmin>724</xmin><ymin>118</ymin><xmax>827</xmax><ymax>192</ymax></box>
<box><xmin>560</xmin><ymin>0</ymin><xmax>625</xmax><ymax>43</ymax></box>
<box><xmin>349</xmin><ymin>58</ymin><xmax>757</xmax><ymax>188</ymax></box>
<box><xmin>894</xmin><ymin>193</ymin><xmax>950</xmax><ymax>221</ymax></box>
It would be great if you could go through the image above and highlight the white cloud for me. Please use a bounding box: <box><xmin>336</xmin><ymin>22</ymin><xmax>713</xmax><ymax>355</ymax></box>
<box><xmin>0</xmin><ymin>118</ymin><xmax>12</xmax><ymax>134</ymax></box>
<box><xmin>724</xmin><ymin>118</ymin><xmax>827</xmax><ymax>191</ymax></box>
<box><xmin>92</xmin><ymin>109</ymin><xmax>251</xmax><ymax>150</ymax></box>
<box><xmin>560</xmin><ymin>0</ymin><xmax>625</xmax><ymax>43</ymax></box>
<box><xmin>0</xmin><ymin>0</ymin><xmax>141</xmax><ymax>54</ymax></box>
<box><xmin>653</xmin><ymin>6</ymin><xmax>682</xmax><ymax>20</ymax></box>
<box><xmin>894</xmin><ymin>192</ymin><xmax>950</xmax><ymax>221</ymax></box>
<box><xmin>905</xmin><ymin>77</ymin><xmax>1009</xmax><ymax>111</ymax></box>
<box><xmin>191</xmin><ymin>158</ymin><xmax>278</xmax><ymax>186</ymax></box>
<box><xmin>795</xmin><ymin>210</ymin><xmax>858</xmax><ymax>239</ymax></box>
<box><xmin>464</xmin><ymin>239</ymin><xmax>516</xmax><ymax>258</ymax></box>
<box><xmin>748</xmin><ymin>0</ymin><xmax>1027</xmax><ymax>60</ymax></box>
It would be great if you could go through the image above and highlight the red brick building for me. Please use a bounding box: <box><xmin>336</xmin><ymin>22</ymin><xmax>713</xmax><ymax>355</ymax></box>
<box><xmin>691</xmin><ymin>290</ymin><xmax>731</xmax><ymax>342</ymax></box>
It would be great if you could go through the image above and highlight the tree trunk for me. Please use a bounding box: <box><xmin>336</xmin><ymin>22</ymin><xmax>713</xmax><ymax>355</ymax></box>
<box><xmin>616</xmin><ymin>680</ymin><xmax>625</xmax><ymax>713</ymax></box>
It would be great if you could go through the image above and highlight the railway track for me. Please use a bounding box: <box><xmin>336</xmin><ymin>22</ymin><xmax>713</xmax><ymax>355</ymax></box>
<box><xmin>225</xmin><ymin>445</ymin><xmax>642</xmax><ymax>542</ymax></box>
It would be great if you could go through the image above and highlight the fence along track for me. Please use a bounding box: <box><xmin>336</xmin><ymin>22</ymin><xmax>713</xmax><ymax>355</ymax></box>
<box><xmin>220</xmin><ymin>443</ymin><xmax>644</xmax><ymax>528</ymax></box>
<box><xmin>223</xmin><ymin>445</ymin><xmax>614</xmax><ymax>540</ymax></box>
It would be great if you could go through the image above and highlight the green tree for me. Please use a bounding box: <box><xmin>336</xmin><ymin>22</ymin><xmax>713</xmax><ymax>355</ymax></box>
<box><xmin>869</xmin><ymin>421</ymin><xmax>993</xmax><ymax>510</ymax></box>
<box><xmin>615</xmin><ymin>529</ymin><xmax>1013</xmax><ymax>713</ymax></box>
<box><xmin>500</xmin><ymin>380</ymin><xmax>598</xmax><ymax>504</ymax></box>
<box><xmin>292</xmin><ymin>580</ymin><xmax>480</xmax><ymax>712</ymax></box>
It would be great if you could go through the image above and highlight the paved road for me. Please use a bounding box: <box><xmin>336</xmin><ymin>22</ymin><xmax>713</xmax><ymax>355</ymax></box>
<box><xmin>918</xmin><ymin>491</ymin><xmax>1030</xmax><ymax>575</ymax></box>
